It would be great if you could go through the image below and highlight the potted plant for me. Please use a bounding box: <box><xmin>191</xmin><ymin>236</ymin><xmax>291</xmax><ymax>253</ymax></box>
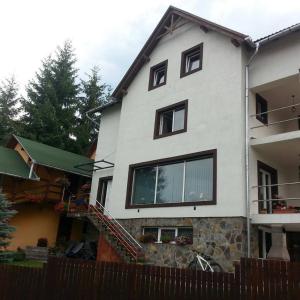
<box><xmin>139</xmin><ymin>233</ymin><xmax>156</xmax><ymax>243</ymax></box>
<box><xmin>175</xmin><ymin>235</ymin><xmax>193</xmax><ymax>246</ymax></box>
<box><xmin>161</xmin><ymin>235</ymin><xmax>172</xmax><ymax>244</ymax></box>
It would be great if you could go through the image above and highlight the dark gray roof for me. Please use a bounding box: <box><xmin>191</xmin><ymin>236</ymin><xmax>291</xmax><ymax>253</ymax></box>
<box><xmin>255</xmin><ymin>23</ymin><xmax>300</xmax><ymax>44</ymax></box>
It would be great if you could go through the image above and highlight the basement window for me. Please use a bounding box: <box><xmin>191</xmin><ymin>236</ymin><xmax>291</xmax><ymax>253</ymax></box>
<box><xmin>143</xmin><ymin>227</ymin><xmax>193</xmax><ymax>243</ymax></box>
<box><xmin>149</xmin><ymin>60</ymin><xmax>168</xmax><ymax>90</ymax></box>
<box><xmin>180</xmin><ymin>43</ymin><xmax>203</xmax><ymax>77</ymax></box>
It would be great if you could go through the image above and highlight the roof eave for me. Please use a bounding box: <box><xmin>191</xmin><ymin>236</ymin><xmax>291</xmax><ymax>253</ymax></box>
<box><xmin>255</xmin><ymin>23</ymin><xmax>300</xmax><ymax>46</ymax></box>
<box><xmin>111</xmin><ymin>6</ymin><xmax>249</xmax><ymax>100</ymax></box>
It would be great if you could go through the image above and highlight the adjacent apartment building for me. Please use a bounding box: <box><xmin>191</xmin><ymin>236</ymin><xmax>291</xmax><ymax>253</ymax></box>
<box><xmin>88</xmin><ymin>6</ymin><xmax>300</xmax><ymax>271</ymax></box>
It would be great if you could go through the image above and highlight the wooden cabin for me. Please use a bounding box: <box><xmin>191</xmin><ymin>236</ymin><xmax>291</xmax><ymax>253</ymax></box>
<box><xmin>0</xmin><ymin>135</ymin><xmax>94</xmax><ymax>250</ymax></box>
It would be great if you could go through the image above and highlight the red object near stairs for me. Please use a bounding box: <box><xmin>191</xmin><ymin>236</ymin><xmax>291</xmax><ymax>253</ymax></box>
<box><xmin>87</xmin><ymin>201</ymin><xmax>144</xmax><ymax>263</ymax></box>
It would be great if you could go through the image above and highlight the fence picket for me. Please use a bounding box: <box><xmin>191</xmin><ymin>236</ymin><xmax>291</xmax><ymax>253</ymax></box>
<box><xmin>0</xmin><ymin>257</ymin><xmax>299</xmax><ymax>300</ymax></box>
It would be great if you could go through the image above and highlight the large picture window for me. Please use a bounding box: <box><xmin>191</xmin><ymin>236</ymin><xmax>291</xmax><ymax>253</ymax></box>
<box><xmin>126</xmin><ymin>150</ymin><xmax>216</xmax><ymax>208</ymax></box>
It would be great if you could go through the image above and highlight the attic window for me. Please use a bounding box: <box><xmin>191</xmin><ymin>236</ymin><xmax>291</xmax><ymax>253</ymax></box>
<box><xmin>149</xmin><ymin>60</ymin><xmax>168</xmax><ymax>90</ymax></box>
<box><xmin>180</xmin><ymin>43</ymin><xmax>203</xmax><ymax>77</ymax></box>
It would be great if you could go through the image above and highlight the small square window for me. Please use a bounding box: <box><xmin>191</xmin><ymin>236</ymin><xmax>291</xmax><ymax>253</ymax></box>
<box><xmin>181</xmin><ymin>44</ymin><xmax>203</xmax><ymax>78</ymax></box>
<box><xmin>149</xmin><ymin>60</ymin><xmax>168</xmax><ymax>90</ymax></box>
<box><xmin>154</xmin><ymin>100</ymin><xmax>188</xmax><ymax>139</ymax></box>
<box><xmin>256</xmin><ymin>94</ymin><xmax>268</xmax><ymax>124</ymax></box>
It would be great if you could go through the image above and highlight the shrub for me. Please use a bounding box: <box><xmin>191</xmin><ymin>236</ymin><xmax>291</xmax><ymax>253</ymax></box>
<box><xmin>37</xmin><ymin>238</ymin><xmax>48</xmax><ymax>247</ymax></box>
<box><xmin>13</xmin><ymin>248</ymin><xmax>26</xmax><ymax>261</ymax></box>
<box><xmin>139</xmin><ymin>233</ymin><xmax>156</xmax><ymax>243</ymax></box>
<box><xmin>175</xmin><ymin>235</ymin><xmax>193</xmax><ymax>246</ymax></box>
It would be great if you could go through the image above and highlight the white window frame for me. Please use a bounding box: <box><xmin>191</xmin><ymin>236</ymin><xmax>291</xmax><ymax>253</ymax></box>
<box><xmin>159</xmin><ymin>107</ymin><xmax>185</xmax><ymax>135</ymax></box>
<box><xmin>186</xmin><ymin>51</ymin><xmax>200</xmax><ymax>73</ymax></box>
<box><xmin>153</xmin><ymin>66</ymin><xmax>166</xmax><ymax>86</ymax></box>
<box><xmin>143</xmin><ymin>227</ymin><xmax>193</xmax><ymax>243</ymax></box>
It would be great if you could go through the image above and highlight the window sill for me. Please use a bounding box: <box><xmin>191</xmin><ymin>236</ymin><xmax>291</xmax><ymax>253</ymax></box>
<box><xmin>180</xmin><ymin>67</ymin><xmax>202</xmax><ymax>78</ymax></box>
<box><xmin>126</xmin><ymin>200</ymin><xmax>216</xmax><ymax>209</ymax></box>
<box><xmin>153</xmin><ymin>128</ymin><xmax>186</xmax><ymax>139</ymax></box>
<box><xmin>148</xmin><ymin>82</ymin><xmax>166</xmax><ymax>91</ymax></box>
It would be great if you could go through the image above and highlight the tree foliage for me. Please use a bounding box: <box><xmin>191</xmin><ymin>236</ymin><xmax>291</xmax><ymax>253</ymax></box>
<box><xmin>20</xmin><ymin>41</ymin><xmax>110</xmax><ymax>155</ymax></box>
<box><xmin>75</xmin><ymin>66</ymin><xmax>110</xmax><ymax>154</ymax></box>
<box><xmin>0</xmin><ymin>76</ymin><xmax>21</xmax><ymax>145</ymax></box>
<box><xmin>21</xmin><ymin>41</ymin><xmax>80</xmax><ymax>153</ymax></box>
<box><xmin>0</xmin><ymin>192</ymin><xmax>17</xmax><ymax>261</ymax></box>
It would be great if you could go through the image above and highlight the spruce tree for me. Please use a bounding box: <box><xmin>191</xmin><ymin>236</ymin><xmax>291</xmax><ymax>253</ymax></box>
<box><xmin>21</xmin><ymin>41</ymin><xmax>80</xmax><ymax>153</ymax></box>
<box><xmin>75</xmin><ymin>66</ymin><xmax>110</xmax><ymax>154</ymax></box>
<box><xmin>0</xmin><ymin>76</ymin><xmax>21</xmax><ymax>145</ymax></box>
<box><xmin>0</xmin><ymin>192</ymin><xmax>16</xmax><ymax>262</ymax></box>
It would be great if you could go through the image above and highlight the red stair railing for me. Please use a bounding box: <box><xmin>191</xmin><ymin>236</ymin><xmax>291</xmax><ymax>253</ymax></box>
<box><xmin>89</xmin><ymin>200</ymin><xmax>143</xmax><ymax>261</ymax></box>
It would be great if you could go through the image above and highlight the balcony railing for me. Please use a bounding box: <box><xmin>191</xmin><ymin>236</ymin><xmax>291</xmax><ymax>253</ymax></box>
<box><xmin>251</xmin><ymin>181</ymin><xmax>300</xmax><ymax>214</ymax></box>
<box><xmin>250</xmin><ymin>101</ymin><xmax>300</xmax><ymax>136</ymax></box>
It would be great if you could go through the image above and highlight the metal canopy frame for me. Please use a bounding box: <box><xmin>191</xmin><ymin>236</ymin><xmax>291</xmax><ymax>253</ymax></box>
<box><xmin>74</xmin><ymin>159</ymin><xmax>114</xmax><ymax>172</ymax></box>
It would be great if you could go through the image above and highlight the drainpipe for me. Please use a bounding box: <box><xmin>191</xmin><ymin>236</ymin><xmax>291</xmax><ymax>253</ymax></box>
<box><xmin>86</xmin><ymin>107</ymin><xmax>102</xmax><ymax>131</ymax></box>
<box><xmin>29</xmin><ymin>160</ymin><xmax>36</xmax><ymax>179</ymax></box>
<box><xmin>245</xmin><ymin>39</ymin><xmax>260</xmax><ymax>257</ymax></box>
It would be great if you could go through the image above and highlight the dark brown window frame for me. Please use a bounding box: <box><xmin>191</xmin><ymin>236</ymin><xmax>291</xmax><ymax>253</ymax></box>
<box><xmin>153</xmin><ymin>100</ymin><xmax>188</xmax><ymax>139</ymax></box>
<box><xmin>97</xmin><ymin>176</ymin><xmax>113</xmax><ymax>206</ymax></box>
<box><xmin>257</xmin><ymin>160</ymin><xmax>278</xmax><ymax>213</ymax></box>
<box><xmin>180</xmin><ymin>43</ymin><xmax>203</xmax><ymax>78</ymax></box>
<box><xmin>148</xmin><ymin>60</ymin><xmax>168</xmax><ymax>91</ymax></box>
<box><xmin>125</xmin><ymin>149</ymin><xmax>217</xmax><ymax>209</ymax></box>
<box><xmin>256</xmin><ymin>94</ymin><xmax>268</xmax><ymax>125</ymax></box>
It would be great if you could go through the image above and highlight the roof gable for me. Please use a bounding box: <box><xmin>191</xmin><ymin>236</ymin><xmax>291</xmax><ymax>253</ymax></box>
<box><xmin>0</xmin><ymin>146</ymin><xmax>38</xmax><ymax>180</ymax></box>
<box><xmin>9</xmin><ymin>135</ymin><xmax>93</xmax><ymax>177</ymax></box>
<box><xmin>111</xmin><ymin>6</ymin><xmax>249</xmax><ymax>100</ymax></box>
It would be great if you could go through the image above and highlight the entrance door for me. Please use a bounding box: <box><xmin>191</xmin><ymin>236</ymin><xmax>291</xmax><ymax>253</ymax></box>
<box><xmin>257</xmin><ymin>161</ymin><xmax>278</xmax><ymax>214</ymax></box>
<box><xmin>97</xmin><ymin>177</ymin><xmax>112</xmax><ymax>211</ymax></box>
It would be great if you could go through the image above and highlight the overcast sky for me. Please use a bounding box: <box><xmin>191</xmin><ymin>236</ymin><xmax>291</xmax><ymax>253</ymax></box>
<box><xmin>1</xmin><ymin>0</ymin><xmax>299</xmax><ymax>93</ymax></box>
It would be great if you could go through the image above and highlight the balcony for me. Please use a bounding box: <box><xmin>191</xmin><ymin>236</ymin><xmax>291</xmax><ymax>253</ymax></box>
<box><xmin>249</xmin><ymin>74</ymin><xmax>300</xmax><ymax>144</ymax></box>
<box><xmin>250</xmin><ymin>137</ymin><xmax>300</xmax><ymax>224</ymax></box>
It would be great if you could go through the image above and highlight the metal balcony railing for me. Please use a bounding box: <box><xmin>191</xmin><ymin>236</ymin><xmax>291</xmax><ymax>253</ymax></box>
<box><xmin>250</xmin><ymin>102</ymin><xmax>300</xmax><ymax>130</ymax></box>
<box><xmin>251</xmin><ymin>181</ymin><xmax>300</xmax><ymax>214</ymax></box>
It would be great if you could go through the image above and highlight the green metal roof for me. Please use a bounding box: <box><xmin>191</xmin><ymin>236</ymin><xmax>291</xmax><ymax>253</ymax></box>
<box><xmin>14</xmin><ymin>135</ymin><xmax>93</xmax><ymax>177</ymax></box>
<box><xmin>0</xmin><ymin>146</ymin><xmax>38</xmax><ymax>180</ymax></box>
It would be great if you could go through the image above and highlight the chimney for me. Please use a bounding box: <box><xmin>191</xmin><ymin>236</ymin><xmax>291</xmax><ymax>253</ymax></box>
<box><xmin>267</xmin><ymin>226</ymin><xmax>290</xmax><ymax>261</ymax></box>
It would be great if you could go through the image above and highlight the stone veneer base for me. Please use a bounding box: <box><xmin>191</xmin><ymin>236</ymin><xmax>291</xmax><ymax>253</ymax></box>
<box><xmin>119</xmin><ymin>217</ymin><xmax>258</xmax><ymax>272</ymax></box>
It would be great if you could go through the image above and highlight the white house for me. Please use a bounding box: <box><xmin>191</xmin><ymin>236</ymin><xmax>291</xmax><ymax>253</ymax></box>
<box><xmin>88</xmin><ymin>6</ymin><xmax>300</xmax><ymax>271</ymax></box>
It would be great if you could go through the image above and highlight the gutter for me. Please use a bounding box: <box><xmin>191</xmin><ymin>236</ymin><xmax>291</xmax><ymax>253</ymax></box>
<box><xmin>245</xmin><ymin>37</ymin><xmax>260</xmax><ymax>257</ymax></box>
<box><xmin>85</xmin><ymin>98</ymin><xmax>121</xmax><ymax>131</ymax></box>
<box><xmin>255</xmin><ymin>23</ymin><xmax>300</xmax><ymax>46</ymax></box>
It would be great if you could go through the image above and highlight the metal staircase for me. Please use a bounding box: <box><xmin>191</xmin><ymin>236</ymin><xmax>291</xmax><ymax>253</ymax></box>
<box><xmin>87</xmin><ymin>200</ymin><xmax>144</xmax><ymax>263</ymax></box>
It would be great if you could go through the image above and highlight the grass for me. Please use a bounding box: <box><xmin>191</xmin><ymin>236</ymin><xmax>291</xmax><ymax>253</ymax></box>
<box><xmin>6</xmin><ymin>259</ymin><xmax>44</xmax><ymax>268</ymax></box>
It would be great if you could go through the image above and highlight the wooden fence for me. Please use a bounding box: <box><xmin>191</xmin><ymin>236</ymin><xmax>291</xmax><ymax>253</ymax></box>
<box><xmin>0</xmin><ymin>257</ymin><xmax>299</xmax><ymax>300</ymax></box>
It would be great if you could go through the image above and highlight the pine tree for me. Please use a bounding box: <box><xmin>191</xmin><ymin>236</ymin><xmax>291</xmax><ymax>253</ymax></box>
<box><xmin>75</xmin><ymin>66</ymin><xmax>110</xmax><ymax>154</ymax></box>
<box><xmin>21</xmin><ymin>41</ymin><xmax>80</xmax><ymax>153</ymax></box>
<box><xmin>0</xmin><ymin>192</ymin><xmax>16</xmax><ymax>262</ymax></box>
<box><xmin>0</xmin><ymin>76</ymin><xmax>21</xmax><ymax>145</ymax></box>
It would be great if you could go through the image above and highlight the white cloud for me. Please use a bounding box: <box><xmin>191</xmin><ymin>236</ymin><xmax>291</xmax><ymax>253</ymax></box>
<box><xmin>0</xmin><ymin>0</ymin><xmax>299</xmax><ymax>93</ymax></box>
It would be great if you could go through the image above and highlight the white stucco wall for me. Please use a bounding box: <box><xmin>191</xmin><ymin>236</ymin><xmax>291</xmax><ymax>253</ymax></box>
<box><xmin>90</xmin><ymin>104</ymin><xmax>121</xmax><ymax>205</ymax></box>
<box><xmin>249</xmin><ymin>31</ymin><xmax>300</xmax><ymax>89</ymax></box>
<box><xmin>93</xmin><ymin>22</ymin><xmax>247</xmax><ymax>219</ymax></box>
<box><xmin>249</xmin><ymin>149</ymin><xmax>293</xmax><ymax>215</ymax></box>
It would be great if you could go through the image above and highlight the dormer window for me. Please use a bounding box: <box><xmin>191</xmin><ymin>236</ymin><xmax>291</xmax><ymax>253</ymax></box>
<box><xmin>154</xmin><ymin>100</ymin><xmax>188</xmax><ymax>139</ymax></box>
<box><xmin>180</xmin><ymin>43</ymin><xmax>203</xmax><ymax>77</ymax></box>
<box><xmin>149</xmin><ymin>60</ymin><xmax>168</xmax><ymax>90</ymax></box>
